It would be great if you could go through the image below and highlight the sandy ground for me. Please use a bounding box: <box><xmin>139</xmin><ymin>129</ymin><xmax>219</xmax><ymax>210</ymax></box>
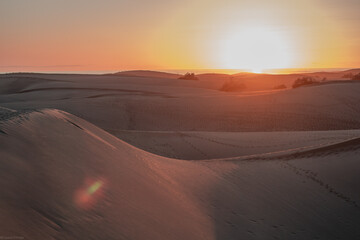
<box><xmin>1</xmin><ymin>72</ymin><xmax>360</xmax><ymax>239</ymax></box>
<box><xmin>115</xmin><ymin>129</ymin><xmax>360</xmax><ymax>159</ymax></box>
<box><xmin>1</xmin><ymin>72</ymin><xmax>360</xmax><ymax>132</ymax></box>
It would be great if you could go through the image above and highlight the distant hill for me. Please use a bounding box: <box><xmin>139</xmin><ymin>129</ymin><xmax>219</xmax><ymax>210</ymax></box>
<box><xmin>110</xmin><ymin>70</ymin><xmax>181</xmax><ymax>79</ymax></box>
<box><xmin>196</xmin><ymin>73</ymin><xmax>231</xmax><ymax>81</ymax></box>
<box><xmin>339</xmin><ymin>68</ymin><xmax>360</xmax><ymax>74</ymax></box>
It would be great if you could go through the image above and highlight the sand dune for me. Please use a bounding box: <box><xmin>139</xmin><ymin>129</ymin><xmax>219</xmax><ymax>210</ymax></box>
<box><xmin>0</xmin><ymin>109</ymin><xmax>213</xmax><ymax>239</ymax></box>
<box><xmin>1</xmin><ymin>109</ymin><xmax>360</xmax><ymax>239</ymax></box>
<box><xmin>1</xmin><ymin>72</ymin><xmax>360</xmax><ymax>239</ymax></box>
<box><xmin>1</xmin><ymin>73</ymin><xmax>360</xmax><ymax>132</ymax></box>
<box><xmin>110</xmin><ymin>70</ymin><xmax>182</xmax><ymax>79</ymax></box>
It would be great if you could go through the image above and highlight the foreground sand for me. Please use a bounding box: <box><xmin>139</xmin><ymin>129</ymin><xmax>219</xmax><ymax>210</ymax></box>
<box><xmin>1</xmin><ymin>72</ymin><xmax>360</xmax><ymax>239</ymax></box>
<box><xmin>1</xmin><ymin>109</ymin><xmax>360</xmax><ymax>239</ymax></box>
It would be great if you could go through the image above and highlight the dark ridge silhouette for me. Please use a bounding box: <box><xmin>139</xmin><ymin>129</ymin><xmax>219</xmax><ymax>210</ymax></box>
<box><xmin>352</xmin><ymin>73</ymin><xmax>360</xmax><ymax>80</ymax></box>
<box><xmin>178</xmin><ymin>72</ymin><xmax>199</xmax><ymax>80</ymax></box>
<box><xmin>273</xmin><ymin>84</ymin><xmax>287</xmax><ymax>89</ymax></box>
<box><xmin>110</xmin><ymin>70</ymin><xmax>181</xmax><ymax>79</ymax></box>
<box><xmin>292</xmin><ymin>77</ymin><xmax>319</xmax><ymax>88</ymax></box>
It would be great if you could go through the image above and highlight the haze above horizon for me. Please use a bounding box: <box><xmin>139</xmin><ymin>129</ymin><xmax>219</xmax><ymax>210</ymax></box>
<box><xmin>1</xmin><ymin>0</ymin><xmax>359</xmax><ymax>73</ymax></box>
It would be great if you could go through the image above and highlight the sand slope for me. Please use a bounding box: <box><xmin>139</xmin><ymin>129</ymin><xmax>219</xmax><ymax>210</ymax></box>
<box><xmin>0</xmin><ymin>109</ymin><xmax>213</xmax><ymax>239</ymax></box>
<box><xmin>115</xmin><ymin>129</ymin><xmax>360</xmax><ymax>159</ymax></box>
<box><xmin>1</xmin><ymin>109</ymin><xmax>360</xmax><ymax>239</ymax></box>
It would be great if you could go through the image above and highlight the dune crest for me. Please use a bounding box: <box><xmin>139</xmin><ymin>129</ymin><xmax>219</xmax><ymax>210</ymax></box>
<box><xmin>0</xmin><ymin>109</ymin><xmax>214</xmax><ymax>239</ymax></box>
<box><xmin>1</xmin><ymin>109</ymin><xmax>360</xmax><ymax>239</ymax></box>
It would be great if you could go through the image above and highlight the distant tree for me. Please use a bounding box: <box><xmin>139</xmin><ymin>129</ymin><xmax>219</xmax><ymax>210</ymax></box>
<box><xmin>292</xmin><ymin>77</ymin><xmax>319</xmax><ymax>88</ymax></box>
<box><xmin>178</xmin><ymin>72</ymin><xmax>198</xmax><ymax>80</ymax></box>
<box><xmin>273</xmin><ymin>84</ymin><xmax>287</xmax><ymax>90</ymax></box>
<box><xmin>352</xmin><ymin>73</ymin><xmax>360</xmax><ymax>80</ymax></box>
<box><xmin>321</xmin><ymin>77</ymin><xmax>327</xmax><ymax>82</ymax></box>
<box><xmin>343</xmin><ymin>73</ymin><xmax>354</xmax><ymax>79</ymax></box>
<box><xmin>219</xmin><ymin>79</ymin><xmax>246</xmax><ymax>92</ymax></box>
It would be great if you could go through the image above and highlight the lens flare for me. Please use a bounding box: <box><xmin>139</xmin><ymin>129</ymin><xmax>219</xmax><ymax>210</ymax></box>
<box><xmin>75</xmin><ymin>178</ymin><xmax>105</xmax><ymax>209</ymax></box>
<box><xmin>88</xmin><ymin>181</ymin><xmax>103</xmax><ymax>195</ymax></box>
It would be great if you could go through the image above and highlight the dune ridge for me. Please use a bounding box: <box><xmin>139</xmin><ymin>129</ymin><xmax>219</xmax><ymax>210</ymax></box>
<box><xmin>0</xmin><ymin>109</ymin><xmax>214</xmax><ymax>239</ymax></box>
<box><xmin>1</xmin><ymin>109</ymin><xmax>360</xmax><ymax>239</ymax></box>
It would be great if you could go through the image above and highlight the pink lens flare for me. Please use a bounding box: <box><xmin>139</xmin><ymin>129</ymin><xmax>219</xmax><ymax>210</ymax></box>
<box><xmin>74</xmin><ymin>177</ymin><xmax>107</xmax><ymax>209</ymax></box>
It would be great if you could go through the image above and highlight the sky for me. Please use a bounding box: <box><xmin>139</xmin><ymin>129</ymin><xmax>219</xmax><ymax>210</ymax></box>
<box><xmin>0</xmin><ymin>0</ymin><xmax>359</xmax><ymax>73</ymax></box>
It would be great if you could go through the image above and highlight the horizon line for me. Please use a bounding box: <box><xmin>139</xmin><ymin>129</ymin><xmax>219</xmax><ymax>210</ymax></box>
<box><xmin>1</xmin><ymin>67</ymin><xmax>359</xmax><ymax>75</ymax></box>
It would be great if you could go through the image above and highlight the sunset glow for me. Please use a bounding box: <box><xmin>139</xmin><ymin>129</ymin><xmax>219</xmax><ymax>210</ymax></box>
<box><xmin>0</xmin><ymin>0</ymin><xmax>359</xmax><ymax>73</ymax></box>
<box><xmin>218</xmin><ymin>25</ymin><xmax>295</xmax><ymax>73</ymax></box>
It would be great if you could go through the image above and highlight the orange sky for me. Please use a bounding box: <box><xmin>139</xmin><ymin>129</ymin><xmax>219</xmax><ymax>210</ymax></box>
<box><xmin>0</xmin><ymin>0</ymin><xmax>359</xmax><ymax>73</ymax></box>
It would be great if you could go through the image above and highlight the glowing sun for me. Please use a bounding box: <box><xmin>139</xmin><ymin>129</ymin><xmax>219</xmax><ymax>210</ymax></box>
<box><xmin>218</xmin><ymin>25</ymin><xmax>294</xmax><ymax>73</ymax></box>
